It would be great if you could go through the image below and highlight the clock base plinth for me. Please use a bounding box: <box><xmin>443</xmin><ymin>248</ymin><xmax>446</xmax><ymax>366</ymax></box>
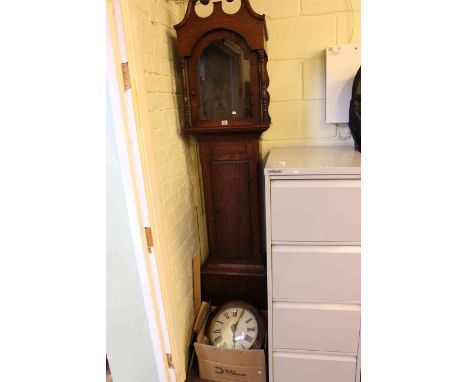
<box><xmin>201</xmin><ymin>262</ymin><xmax>267</xmax><ymax>310</ymax></box>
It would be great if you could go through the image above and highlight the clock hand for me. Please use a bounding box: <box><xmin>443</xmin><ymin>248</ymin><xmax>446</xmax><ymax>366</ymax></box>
<box><xmin>231</xmin><ymin>311</ymin><xmax>244</xmax><ymax>348</ymax></box>
<box><xmin>231</xmin><ymin>323</ymin><xmax>237</xmax><ymax>348</ymax></box>
<box><xmin>233</xmin><ymin>309</ymin><xmax>244</xmax><ymax>331</ymax></box>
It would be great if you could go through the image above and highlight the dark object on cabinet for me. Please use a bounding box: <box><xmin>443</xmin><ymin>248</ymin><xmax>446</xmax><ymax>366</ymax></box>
<box><xmin>349</xmin><ymin>67</ymin><xmax>361</xmax><ymax>152</ymax></box>
<box><xmin>174</xmin><ymin>0</ymin><xmax>270</xmax><ymax>309</ymax></box>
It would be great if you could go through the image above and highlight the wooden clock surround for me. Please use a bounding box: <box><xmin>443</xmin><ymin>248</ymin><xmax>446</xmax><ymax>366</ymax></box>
<box><xmin>174</xmin><ymin>0</ymin><xmax>270</xmax><ymax>309</ymax></box>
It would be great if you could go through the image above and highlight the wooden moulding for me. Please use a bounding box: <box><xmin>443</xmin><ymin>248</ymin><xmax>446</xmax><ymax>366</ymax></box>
<box><xmin>193</xmin><ymin>254</ymin><xmax>202</xmax><ymax>317</ymax></box>
<box><xmin>174</xmin><ymin>0</ymin><xmax>267</xmax><ymax>57</ymax></box>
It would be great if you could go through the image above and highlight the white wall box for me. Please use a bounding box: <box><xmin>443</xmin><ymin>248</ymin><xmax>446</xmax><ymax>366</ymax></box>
<box><xmin>265</xmin><ymin>147</ymin><xmax>361</xmax><ymax>382</ymax></box>
<box><xmin>325</xmin><ymin>44</ymin><xmax>361</xmax><ymax>124</ymax></box>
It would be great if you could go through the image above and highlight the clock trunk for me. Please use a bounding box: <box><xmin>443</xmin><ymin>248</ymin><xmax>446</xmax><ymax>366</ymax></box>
<box><xmin>174</xmin><ymin>0</ymin><xmax>270</xmax><ymax>309</ymax></box>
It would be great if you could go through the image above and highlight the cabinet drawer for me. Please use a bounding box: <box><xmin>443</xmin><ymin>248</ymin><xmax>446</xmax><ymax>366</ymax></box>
<box><xmin>272</xmin><ymin>245</ymin><xmax>360</xmax><ymax>302</ymax></box>
<box><xmin>271</xmin><ymin>179</ymin><xmax>360</xmax><ymax>242</ymax></box>
<box><xmin>273</xmin><ymin>352</ymin><xmax>356</xmax><ymax>382</ymax></box>
<box><xmin>273</xmin><ymin>302</ymin><xmax>360</xmax><ymax>353</ymax></box>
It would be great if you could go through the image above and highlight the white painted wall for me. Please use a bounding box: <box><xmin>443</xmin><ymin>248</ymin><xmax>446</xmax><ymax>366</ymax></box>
<box><xmin>106</xmin><ymin>86</ymin><xmax>160</xmax><ymax>382</ymax></box>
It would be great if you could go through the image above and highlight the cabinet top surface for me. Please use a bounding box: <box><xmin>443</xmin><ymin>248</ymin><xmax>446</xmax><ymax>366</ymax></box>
<box><xmin>264</xmin><ymin>146</ymin><xmax>361</xmax><ymax>176</ymax></box>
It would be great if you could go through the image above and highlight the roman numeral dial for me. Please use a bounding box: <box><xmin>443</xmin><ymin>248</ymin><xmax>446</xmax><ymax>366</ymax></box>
<box><xmin>206</xmin><ymin>301</ymin><xmax>264</xmax><ymax>350</ymax></box>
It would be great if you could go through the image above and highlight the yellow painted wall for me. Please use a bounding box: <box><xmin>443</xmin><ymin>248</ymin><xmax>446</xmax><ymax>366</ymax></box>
<box><xmin>196</xmin><ymin>0</ymin><xmax>361</xmax><ymax>156</ymax></box>
<box><xmin>255</xmin><ymin>0</ymin><xmax>361</xmax><ymax>155</ymax></box>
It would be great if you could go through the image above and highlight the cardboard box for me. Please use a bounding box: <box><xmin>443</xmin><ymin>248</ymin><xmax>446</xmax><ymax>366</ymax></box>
<box><xmin>193</xmin><ymin>302</ymin><xmax>266</xmax><ymax>382</ymax></box>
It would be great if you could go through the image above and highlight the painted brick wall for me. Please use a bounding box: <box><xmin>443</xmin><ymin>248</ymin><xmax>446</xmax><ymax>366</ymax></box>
<box><xmin>255</xmin><ymin>0</ymin><xmax>361</xmax><ymax>156</ymax></box>
<box><xmin>131</xmin><ymin>0</ymin><xmax>205</xmax><ymax>376</ymax></box>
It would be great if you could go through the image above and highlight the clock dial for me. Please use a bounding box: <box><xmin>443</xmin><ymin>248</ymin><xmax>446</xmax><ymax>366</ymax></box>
<box><xmin>206</xmin><ymin>301</ymin><xmax>264</xmax><ymax>350</ymax></box>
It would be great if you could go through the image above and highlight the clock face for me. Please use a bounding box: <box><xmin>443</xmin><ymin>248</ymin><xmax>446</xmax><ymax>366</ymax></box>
<box><xmin>207</xmin><ymin>301</ymin><xmax>264</xmax><ymax>350</ymax></box>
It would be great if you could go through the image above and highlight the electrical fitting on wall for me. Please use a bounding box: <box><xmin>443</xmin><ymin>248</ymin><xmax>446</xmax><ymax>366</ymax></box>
<box><xmin>326</xmin><ymin>44</ymin><xmax>361</xmax><ymax>124</ymax></box>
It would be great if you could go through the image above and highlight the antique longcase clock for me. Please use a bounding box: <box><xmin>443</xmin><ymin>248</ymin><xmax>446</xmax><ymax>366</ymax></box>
<box><xmin>174</xmin><ymin>0</ymin><xmax>270</xmax><ymax>308</ymax></box>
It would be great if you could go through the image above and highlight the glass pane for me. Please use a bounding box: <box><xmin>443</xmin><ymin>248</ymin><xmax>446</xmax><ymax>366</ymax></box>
<box><xmin>198</xmin><ymin>39</ymin><xmax>252</xmax><ymax>120</ymax></box>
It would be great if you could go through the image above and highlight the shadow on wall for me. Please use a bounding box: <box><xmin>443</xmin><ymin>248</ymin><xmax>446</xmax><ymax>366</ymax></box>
<box><xmin>170</xmin><ymin>32</ymin><xmax>186</xmax><ymax>136</ymax></box>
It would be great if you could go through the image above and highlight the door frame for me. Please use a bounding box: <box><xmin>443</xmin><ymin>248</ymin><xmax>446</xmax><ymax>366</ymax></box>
<box><xmin>107</xmin><ymin>0</ymin><xmax>184</xmax><ymax>380</ymax></box>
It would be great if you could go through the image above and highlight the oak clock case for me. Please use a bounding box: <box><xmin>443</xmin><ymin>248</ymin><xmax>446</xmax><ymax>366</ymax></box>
<box><xmin>174</xmin><ymin>0</ymin><xmax>270</xmax><ymax>309</ymax></box>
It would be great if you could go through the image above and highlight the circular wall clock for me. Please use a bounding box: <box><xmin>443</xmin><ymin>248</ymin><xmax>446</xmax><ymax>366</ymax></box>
<box><xmin>205</xmin><ymin>300</ymin><xmax>265</xmax><ymax>350</ymax></box>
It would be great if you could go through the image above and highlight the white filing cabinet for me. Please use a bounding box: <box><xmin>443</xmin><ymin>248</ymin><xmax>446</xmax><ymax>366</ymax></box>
<box><xmin>264</xmin><ymin>147</ymin><xmax>361</xmax><ymax>382</ymax></box>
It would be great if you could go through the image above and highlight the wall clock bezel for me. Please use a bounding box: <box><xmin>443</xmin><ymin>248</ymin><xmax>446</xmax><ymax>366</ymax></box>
<box><xmin>205</xmin><ymin>299</ymin><xmax>266</xmax><ymax>350</ymax></box>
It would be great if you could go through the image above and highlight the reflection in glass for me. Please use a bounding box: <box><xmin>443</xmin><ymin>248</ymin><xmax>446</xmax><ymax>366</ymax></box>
<box><xmin>198</xmin><ymin>39</ymin><xmax>252</xmax><ymax>120</ymax></box>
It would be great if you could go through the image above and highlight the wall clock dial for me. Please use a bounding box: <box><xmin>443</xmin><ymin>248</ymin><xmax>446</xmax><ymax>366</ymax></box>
<box><xmin>205</xmin><ymin>300</ymin><xmax>265</xmax><ymax>350</ymax></box>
